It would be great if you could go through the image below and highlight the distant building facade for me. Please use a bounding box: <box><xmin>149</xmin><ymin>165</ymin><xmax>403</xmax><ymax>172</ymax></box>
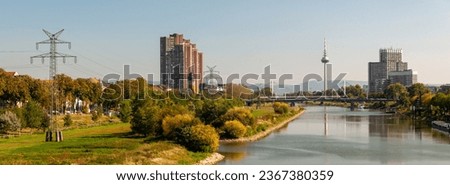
<box><xmin>388</xmin><ymin>70</ymin><xmax>417</xmax><ymax>87</ymax></box>
<box><xmin>368</xmin><ymin>48</ymin><xmax>417</xmax><ymax>94</ymax></box>
<box><xmin>439</xmin><ymin>84</ymin><xmax>450</xmax><ymax>93</ymax></box>
<box><xmin>368</xmin><ymin>62</ymin><xmax>387</xmax><ymax>94</ymax></box>
<box><xmin>160</xmin><ymin>33</ymin><xmax>203</xmax><ymax>93</ymax></box>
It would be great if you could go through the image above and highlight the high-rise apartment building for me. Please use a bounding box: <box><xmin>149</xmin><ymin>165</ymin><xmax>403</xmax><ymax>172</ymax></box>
<box><xmin>160</xmin><ymin>33</ymin><xmax>203</xmax><ymax>93</ymax></box>
<box><xmin>368</xmin><ymin>48</ymin><xmax>417</xmax><ymax>94</ymax></box>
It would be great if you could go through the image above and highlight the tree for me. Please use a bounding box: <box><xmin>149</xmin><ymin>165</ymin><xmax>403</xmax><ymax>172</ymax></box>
<box><xmin>196</xmin><ymin>98</ymin><xmax>240</xmax><ymax>127</ymax></box>
<box><xmin>1</xmin><ymin>75</ymin><xmax>31</xmax><ymax>107</ymax></box>
<box><xmin>0</xmin><ymin>111</ymin><xmax>21</xmax><ymax>134</ymax></box>
<box><xmin>119</xmin><ymin>100</ymin><xmax>132</xmax><ymax>123</ymax></box>
<box><xmin>430</xmin><ymin>93</ymin><xmax>450</xmax><ymax>120</ymax></box>
<box><xmin>130</xmin><ymin>97</ymin><xmax>192</xmax><ymax>137</ymax></box>
<box><xmin>101</xmin><ymin>83</ymin><xmax>122</xmax><ymax>110</ymax></box>
<box><xmin>421</xmin><ymin>93</ymin><xmax>434</xmax><ymax>107</ymax></box>
<box><xmin>260</xmin><ymin>87</ymin><xmax>274</xmax><ymax>97</ymax></box>
<box><xmin>408</xmin><ymin>83</ymin><xmax>430</xmax><ymax>106</ymax></box>
<box><xmin>0</xmin><ymin>68</ymin><xmax>7</xmax><ymax>98</ymax></box>
<box><xmin>55</xmin><ymin>74</ymin><xmax>75</xmax><ymax>113</ymax></box>
<box><xmin>28</xmin><ymin>79</ymin><xmax>50</xmax><ymax>109</ymax></box>
<box><xmin>343</xmin><ymin>84</ymin><xmax>366</xmax><ymax>98</ymax></box>
<box><xmin>385</xmin><ymin>83</ymin><xmax>410</xmax><ymax>107</ymax></box>
<box><xmin>74</xmin><ymin>78</ymin><xmax>102</xmax><ymax>108</ymax></box>
<box><xmin>158</xmin><ymin>103</ymin><xmax>190</xmax><ymax>121</ymax></box>
<box><xmin>23</xmin><ymin>101</ymin><xmax>47</xmax><ymax>130</ymax></box>
<box><xmin>121</xmin><ymin>78</ymin><xmax>146</xmax><ymax>100</ymax></box>
<box><xmin>86</xmin><ymin>78</ymin><xmax>103</xmax><ymax>105</ymax></box>
<box><xmin>130</xmin><ymin>99</ymin><xmax>161</xmax><ymax>136</ymax></box>
<box><xmin>408</xmin><ymin>83</ymin><xmax>429</xmax><ymax>98</ymax></box>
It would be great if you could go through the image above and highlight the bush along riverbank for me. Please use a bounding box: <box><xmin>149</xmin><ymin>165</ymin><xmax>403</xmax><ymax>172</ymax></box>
<box><xmin>220</xmin><ymin>103</ymin><xmax>305</xmax><ymax>144</ymax></box>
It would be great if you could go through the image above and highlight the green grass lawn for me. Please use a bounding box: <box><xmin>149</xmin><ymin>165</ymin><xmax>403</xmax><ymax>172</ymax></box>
<box><xmin>0</xmin><ymin>123</ymin><xmax>208</xmax><ymax>164</ymax></box>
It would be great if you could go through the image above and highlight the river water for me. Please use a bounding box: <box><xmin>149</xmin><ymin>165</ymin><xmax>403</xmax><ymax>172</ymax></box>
<box><xmin>218</xmin><ymin>106</ymin><xmax>450</xmax><ymax>164</ymax></box>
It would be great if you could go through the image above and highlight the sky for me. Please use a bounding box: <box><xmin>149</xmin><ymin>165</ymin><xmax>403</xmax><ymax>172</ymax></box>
<box><xmin>1</xmin><ymin>0</ymin><xmax>449</xmax><ymax>85</ymax></box>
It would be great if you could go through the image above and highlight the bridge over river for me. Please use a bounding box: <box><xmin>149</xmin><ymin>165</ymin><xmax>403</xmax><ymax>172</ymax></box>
<box><xmin>245</xmin><ymin>96</ymin><xmax>394</xmax><ymax>104</ymax></box>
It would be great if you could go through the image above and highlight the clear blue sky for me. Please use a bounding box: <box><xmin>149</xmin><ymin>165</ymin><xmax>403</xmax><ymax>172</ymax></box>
<box><xmin>1</xmin><ymin>0</ymin><xmax>449</xmax><ymax>84</ymax></box>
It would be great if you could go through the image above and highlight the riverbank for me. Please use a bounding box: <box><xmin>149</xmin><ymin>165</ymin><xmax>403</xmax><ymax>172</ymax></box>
<box><xmin>220</xmin><ymin>110</ymin><xmax>305</xmax><ymax>144</ymax></box>
<box><xmin>196</xmin><ymin>153</ymin><xmax>225</xmax><ymax>165</ymax></box>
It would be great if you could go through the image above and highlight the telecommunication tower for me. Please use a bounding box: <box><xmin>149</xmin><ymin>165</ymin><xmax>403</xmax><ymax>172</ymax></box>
<box><xmin>321</xmin><ymin>38</ymin><xmax>330</xmax><ymax>98</ymax></box>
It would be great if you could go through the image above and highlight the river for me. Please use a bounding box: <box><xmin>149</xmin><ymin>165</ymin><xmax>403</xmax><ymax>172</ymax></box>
<box><xmin>218</xmin><ymin>106</ymin><xmax>450</xmax><ymax>164</ymax></box>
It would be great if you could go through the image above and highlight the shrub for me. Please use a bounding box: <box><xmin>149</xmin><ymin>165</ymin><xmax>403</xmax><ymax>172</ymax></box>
<box><xmin>221</xmin><ymin>120</ymin><xmax>247</xmax><ymax>139</ymax></box>
<box><xmin>177</xmin><ymin>124</ymin><xmax>219</xmax><ymax>152</ymax></box>
<box><xmin>63</xmin><ymin>114</ymin><xmax>73</xmax><ymax>127</ymax></box>
<box><xmin>255</xmin><ymin>123</ymin><xmax>269</xmax><ymax>132</ymax></box>
<box><xmin>0</xmin><ymin>111</ymin><xmax>21</xmax><ymax>134</ymax></box>
<box><xmin>42</xmin><ymin>114</ymin><xmax>50</xmax><ymax>130</ymax></box>
<box><xmin>261</xmin><ymin>112</ymin><xmax>274</xmax><ymax>121</ymax></box>
<box><xmin>82</xmin><ymin>106</ymin><xmax>89</xmax><ymax>114</ymax></box>
<box><xmin>221</xmin><ymin>107</ymin><xmax>255</xmax><ymax>127</ymax></box>
<box><xmin>162</xmin><ymin>114</ymin><xmax>200</xmax><ymax>140</ymax></box>
<box><xmin>91</xmin><ymin>106</ymin><xmax>103</xmax><ymax>122</ymax></box>
<box><xmin>119</xmin><ymin>100</ymin><xmax>132</xmax><ymax>123</ymax></box>
<box><xmin>273</xmin><ymin>102</ymin><xmax>289</xmax><ymax>114</ymax></box>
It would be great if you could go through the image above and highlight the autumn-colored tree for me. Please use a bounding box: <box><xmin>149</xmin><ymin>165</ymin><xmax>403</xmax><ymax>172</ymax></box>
<box><xmin>385</xmin><ymin>83</ymin><xmax>410</xmax><ymax>107</ymax></box>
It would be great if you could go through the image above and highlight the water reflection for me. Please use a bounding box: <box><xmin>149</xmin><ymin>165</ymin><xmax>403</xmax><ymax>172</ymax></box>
<box><xmin>218</xmin><ymin>152</ymin><xmax>247</xmax><ymax>161</ymax></box>
<box><xmin>324</xmin><ymin>106</ymin><xmax>328</xmax><ymax>136</ymax></box>
<box><xmin>219</xmin><ymin>106</ymin><xmax>450</xmax><ymax>165</ymax></box>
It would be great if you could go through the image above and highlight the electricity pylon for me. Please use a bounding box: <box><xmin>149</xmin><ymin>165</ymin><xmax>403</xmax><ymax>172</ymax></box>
<box><xmin>31</xmin><ymin>29</ymin><xmax>76</xmax><ymax>142</ymax></box>
<box><xmin>204</xmin><ymin>65</ymin><xmax>220</xmax><ymax>88</ymax></box>
<box><xmin>205</xmin><ymin>65</ymin><xmax>219</xmax><ymax>77</ymax></box>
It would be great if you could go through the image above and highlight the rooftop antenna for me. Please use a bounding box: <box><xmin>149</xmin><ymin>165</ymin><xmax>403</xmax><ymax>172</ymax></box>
<box><xmin>31</xmin><ymin>29</ymin><xmax>77</xmax><ymax>142</ymax></box>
